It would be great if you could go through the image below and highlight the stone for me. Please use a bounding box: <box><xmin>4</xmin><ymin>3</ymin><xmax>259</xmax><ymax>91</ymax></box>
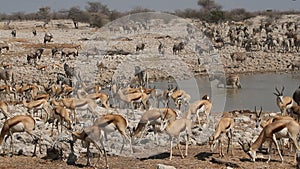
<box><xmin>157</xmin><ymin>164</ymin><xmax>176</xmax><ymax>169</ymax></box>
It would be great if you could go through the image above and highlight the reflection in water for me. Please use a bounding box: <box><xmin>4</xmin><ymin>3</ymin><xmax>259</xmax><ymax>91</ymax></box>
<box><xmin>152</xmin><ymin>72</ymin><xmax>300</xmax><ymax>113</ymax></box>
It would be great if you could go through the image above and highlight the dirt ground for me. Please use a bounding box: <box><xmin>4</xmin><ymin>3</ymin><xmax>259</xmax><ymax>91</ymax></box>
<box><xmin>0</xmin><ymin>144</ymin><xmax>297</xmax><ymax>169</ymax></box>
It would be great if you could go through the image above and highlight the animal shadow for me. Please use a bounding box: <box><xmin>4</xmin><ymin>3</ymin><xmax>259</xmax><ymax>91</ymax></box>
<box><xmin>139</xmin><ymin>152</ymin><xmax>170</xmax><ymax>161</ymax></box>
<box><xmin>194</xmin><ymin>152</ymin><xmax>213</xmax><ymax>161</ymax></box>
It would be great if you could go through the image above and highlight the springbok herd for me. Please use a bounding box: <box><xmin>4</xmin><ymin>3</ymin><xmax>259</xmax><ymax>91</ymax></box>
<box><xmin>0</xmin><ymin>14</ymin><xmax>299</xmax><ymax>168</ymax></box>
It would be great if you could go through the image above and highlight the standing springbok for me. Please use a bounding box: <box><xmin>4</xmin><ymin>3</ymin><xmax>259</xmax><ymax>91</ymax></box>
<box><xmin>183</xmin><ymin>95</ymin><xmax>212</xmax><ymax>126</ymax></box>
<box><xmin>209</xmin><ymin>115</ymin><xmax>235</xmax><ymax>157</ymax></box>
<box><xmin>239</xmin><ymin>117</ymin><xmax>300</xmax><ymax>163</ymax></box>
<box><xmin>22</xmin><ymin>98</ymin><xmax>50</xmax><ymax>121</ymax></box>
<box><xmin>117</xmin><ymin>87</ymin><xmax>150</xmax><ymax>119</ymax></box>
<box><xmin>273</xmin><ymin>86</ymin><xmax>294</xmax><ymax>115</ymax></box>
<box><xmin>71</xmin><ymin>125</ymin><xmax>108</xmax><ymax>168</ymax></box>
<box><xmin>49</xmin><ymin>105</ymin><xmax>72</xmax><ymax>136</ymax></box>
<box><xmin>51</xmin><ymin>97</ymin><xmax>98</xmax><ymax>123</ymax></box>
<box><xmin>168</xmin><ymin>87</ymin><xmax>191</xmax><ymax>111</ymax></box>
<box><xmin>160</xmin><ymin>110</ymin><xmax>192</xmax><ymax>160</ymax></box>
<box><xmin>77</xmin><ymin>89</ymin><xmax>110</xmax><ymax>109</ymax></box>
<box><xmin>132</xmin><ymin>108</ymin><xmax>177</xmax><ymax>144</ymax></box>
<box><xmin>0</xmin><ymin>115</ymin><xmax>41</xmax><ymax>156</ymax></box>
<box><xmin>94</xmin><ymin>113</ymin><xmax>133</xmax><ymax>153</ymax></box>
<box><xmin>293</xmin><ymin>85</ymin><xmax>300</xmax><ymax>105</ymax></box>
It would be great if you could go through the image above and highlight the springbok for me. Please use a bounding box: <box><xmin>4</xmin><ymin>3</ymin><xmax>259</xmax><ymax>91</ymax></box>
<box><xmin>22</xmin><ymin>98</ymin><xmax>50</xmax><ymax>121</ymax></box>
<box><xmin>49</xmin><ymin>105</ymin><xmax>72</xmax><ymax>136</ymax></box>
<box><xmin>77</xmin><ymin>89</ymin><xmax>110</xmax><ymax>109</ymax></box>
<box><xmin>71</xmin><ymin>125</ymin><xmax>108</xmax><ymax>168</ymax></box>
<box><xmin>239</xmin><ymin>117</ymin><xmax>300</xmax><ymax>163</ymax></box>
<box><xmin>160</xmin><ymin>110</ymin><xmax>192</xmax><ymax>160</ymax></box>
<box><xmin>0</xmin><ymin>115</ymin><xmax>41</xmax><ymax>156</ymax></box>
<box><xmin>168</xmin><ymin>87</ymin><xmax>191</xmax><ymax>111</ymax></box>
<box><xmin>209</xmin><ymin>116</ymin><xmax>235</xmax><ymax>157</ymax></box>
<box><xmin>132</xmin><ymin>108</ymin><xmax>177</xmax><ymax>144</ymax></box>
<box><xmin>117</xmin><ymin>87</ymin><xmax>150</xmax><ymax>118</ymax></box>
<box><xmin>51</xmin><ymin>97</ymin><xmax>98</xmax><ymax>123</ymax></box>
<box><xmin>273</xmin><ymin>86</ymin><xmax>294</xmax><ymax>115</ymax></box>
<box><xmin>183</xmin><ymin>95</ymin><xmax>212</xmax><ymax>126</ymax></box>
<box><xmin>93</xmin><ymin>113</ymin><xmax>133</xmax><ymax>153</ymax></box>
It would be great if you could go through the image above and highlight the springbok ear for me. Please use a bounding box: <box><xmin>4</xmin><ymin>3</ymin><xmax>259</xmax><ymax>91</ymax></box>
<box><xmin>273</xmin><ymin>92</ymin><xmax>279</xmax><ymax>96</ymax></box>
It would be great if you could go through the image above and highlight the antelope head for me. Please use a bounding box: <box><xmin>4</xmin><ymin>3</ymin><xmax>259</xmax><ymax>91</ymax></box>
<box><xmin>254</xmin><ymin>106</ymin><xmax>263</xmax><ymax>128</ymax></box>
<box><xmin>238</xmin><ymin>138</ymin><xmax>255</xmax><ymax>161</ymax></box>
<box><xmin>273</xmin><ymin>86</ymin><xmax>285</xmax><ymax>103</ymax></box>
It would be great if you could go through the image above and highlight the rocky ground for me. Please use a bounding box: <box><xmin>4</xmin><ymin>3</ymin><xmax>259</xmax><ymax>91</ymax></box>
<box><xmin>0</xmin><ymin>14</ymin><xmax>299</xmax><ymax>169</ymax></box>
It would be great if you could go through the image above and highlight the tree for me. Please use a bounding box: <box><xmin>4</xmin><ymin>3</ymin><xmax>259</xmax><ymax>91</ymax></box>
<box><xmin>197</xmin><ymin>0</ymin><xmax>221</xmax><ymax>11</ymax></box>
<box><xmin>86</xmin><ymin>2</ymin><xmax>110</xmax><ymax>15</ymax></box>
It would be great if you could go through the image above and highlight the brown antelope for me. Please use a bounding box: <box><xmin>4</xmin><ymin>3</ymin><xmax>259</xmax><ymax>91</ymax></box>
<box><xmin>239</xmin><ymin>117</ymin><xmax>300</xmax><ymax>163</ymax></box>
<box><xmin>56</xmin><ymin>97</ymin><xmax>98</xmax><ymax>122</ymax></box>
<box><xmin>22</xmin><ymin>98</ymin><xmax>50</xmax><ymax>121</ymax></box>
<box><xmin>0</xmin><ymin>115</ymin><xmax>41</xmax><ymax>156</ymax></box>
<box><xmin>77</xmin><ymin>89</ymin><xmax>110</xmax><ymax>109</ymax></box>
<box><xmin>254</xmin><ymin>107</ymin><xmax>296</xmax><ymax>154</ymax></box>
<box><xmin>93</xmin><ymin>113</ymin><xmax>133</xmax><ymax>153</ymax></box>
<box><xmin>160</xmin><ymin>111</ymin><xmax>192</xmax><ymax>160</ymax></box>
<box><xmin>209</xmin><ymin>116</ymin><xmax>234</xmax><ymax>157</ymax></box>
<box><xmin>132</xmin><ymin>108</ymin><xmax>177</xmax><ymax>144</ymax></box>
<box><xmin>169</xmin><ymin>88</ymin><xmax>191</xmax><ymax>110</ymax></box>
<box><xmin>117</xmin><ymin>87</ymin><xmax>150</xmax><ymax>118</ymax></box>
<box><xmin>49</xmin><ymin>105</ymin><xmax>72</xmax><ymax>136</ymax></box>
<box><xmin>71</xmin><ymin>125</ymin><xmax>108</xmax><ymax>168</ymax></box>
<box><xmin>273</xmin><ymin>86</ymin><xmax>294</xmax><ymax>115</ymax></box>
<box><xmin>183</xmin><ymin>95</ymin><xmax>212</xmax><ymax>126</ymax></box>
<box><xmin>14</xmin><ymin>83</ymin><xmax>39</xmax><ymax>100</ymax></box>
<box><xmin>0</xmin><ymin>101</ymin><xmax>10</xmax><ymax>119</ymax></box>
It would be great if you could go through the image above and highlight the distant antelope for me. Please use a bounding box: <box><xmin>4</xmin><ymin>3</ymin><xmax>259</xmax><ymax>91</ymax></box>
<box><xmin>158</xmin><ymin>41</ymin><xmax>165</xmax><ymax>55</ymax></box>
<box><xmin>0</xmin><ymin>42</ymin><xmax>9</xmax><ymax>53</ymax></box>
<box><xmin>209</xmin><ymin>73</ymin><xmax>242</xmax><ymax>88</ymax></box>
<box><xmin>11</xmin><ymin>29</ymin><xmax>16</xmax><ymax>37</ymax></box>
<box><xmin>273</xmin><ymin>86</ymin><xmax>294</xmax><ymax>115</ymax></box>
<box><xmin>44</xmin><ymin>32</ymin><xmax>53</xmax><ymax>44</ymax></box>
<box><xmin>173</xmin><ymin>42</ymin><xmax>184</xmax><ymax>55</ymax></box>
<box><xmin>136</xmin><ymin>42</ymin><xmax>146</xmax><ymax>52</ymax></box>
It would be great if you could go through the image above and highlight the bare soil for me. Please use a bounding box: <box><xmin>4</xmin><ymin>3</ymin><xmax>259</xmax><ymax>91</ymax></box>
<box><xmin>0</xmin><ymin>144</ymin><xmax>296</xmax><ymax>169</ymax></box>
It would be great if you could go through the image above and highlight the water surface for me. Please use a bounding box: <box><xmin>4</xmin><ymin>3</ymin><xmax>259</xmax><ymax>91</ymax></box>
<box><xmin>152</xmin><ymin>72</ymin><xmax>300</xmax><ymax>113</ymax></box>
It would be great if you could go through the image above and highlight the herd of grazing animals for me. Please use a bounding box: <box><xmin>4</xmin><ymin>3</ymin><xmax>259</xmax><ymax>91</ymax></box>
<box><xmin>0</xmin><ymin>19</ymin><xmax>299</xmax><ymax>168</ymax></box>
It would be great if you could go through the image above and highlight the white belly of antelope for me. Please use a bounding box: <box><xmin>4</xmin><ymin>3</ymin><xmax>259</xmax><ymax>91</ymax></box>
<box><xmin>11</xmin><ymin>123</ymin><xmax>25</xmax><ymax>133</ymax></box>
